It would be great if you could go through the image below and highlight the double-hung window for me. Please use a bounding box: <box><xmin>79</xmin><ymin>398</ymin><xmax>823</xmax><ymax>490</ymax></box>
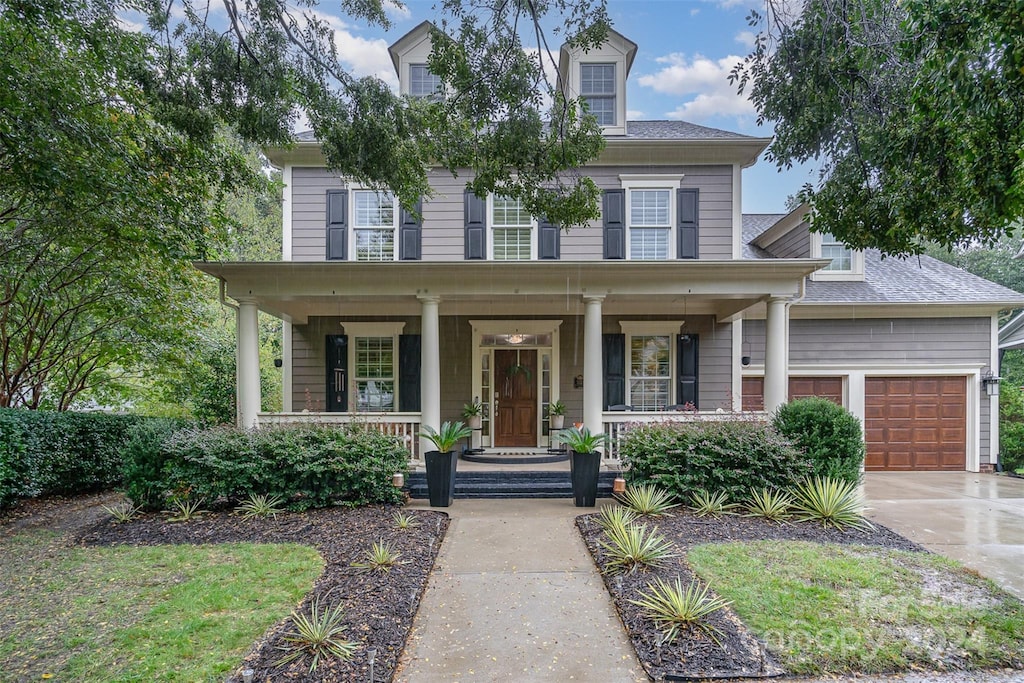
<box><xmin>353</xmin><ymin>190</ymin><xmax>396</xmax><ymax>261</ymax></box>
<box><xmin>580</xmin><ymin>63</ymin><xmax>616</xmax><ymax>126</ymax></box>
<box><xmin>629</xmin><ymin>335</ymin><xmax>671</xmax><ymax>410</ymax></box>
<box><xmin>629</xmin><ymin>188</ymin><xmax>671</xmax><ymax>259</ymax></box>
<box><xmin>354</xmin><ymin>336</ymin><xmax>395</xmax><ymax>412</ymax></box>
<box><xmin>490</xmin><ymin>196</ymin><xmax>534</xmax><ymax>260</ymax></box>
<box><xmin>409</xmin><ymin>63</ymin><xmax>442</xmax><ymax>99</ymax></box>
<box><xmin>820</xmin><ymin>232</ymin><xmax>852</xmax><ymax>271</ymax></box>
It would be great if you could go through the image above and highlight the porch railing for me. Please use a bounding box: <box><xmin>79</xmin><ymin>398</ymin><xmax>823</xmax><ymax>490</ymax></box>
<box><xmin>602</xmin><ymin>410</ymin><xmax>766</xmax><ymax>462</ymax></box>
<box><xmin>257</xmin><ymin>412</ymin><xmax>423</xmax><ymax>463</ymax></box>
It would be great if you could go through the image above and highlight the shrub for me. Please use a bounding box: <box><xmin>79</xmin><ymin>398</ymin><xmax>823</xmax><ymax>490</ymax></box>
<box><xmin>158</xmin><ymin>423</ymin><xmax>409</xmax><ymax>510</ymax></box>
<box><xmin>792</xmin><ymin>476</ymin><xmax>873</xmax><ymax>531</ymax></box>
<box><xmin>999</xmin><ymin>383</ymin><xmax>1024</xmax><ymax>473</ymax></box>
<box><xmin>615</xmin><ymin>482</ymin><xmax>679</xmax><ymax>516</ymax></box>
<box><xmin>599</xmin><ymin>522</ymin><xmax>677</xmax><ymax>574</ymax></box>
<box><xmin>773</xmin><ymin>397</ymin><xmax>864</xmax><ymax>484</ymax></box>
<box><xmin>629</xmin><ymin>577</ymin><xmax>731</xmax><ymax>645</ymax></box>
<box><xmin>620</xmin><ymin>419</ymin><xmax>812</xmax><ymax>501</ymax></box>
<box><xmin>120</xmin><ymin>417</ymin><xmax>191</xmax><ymax>511</ymax></box>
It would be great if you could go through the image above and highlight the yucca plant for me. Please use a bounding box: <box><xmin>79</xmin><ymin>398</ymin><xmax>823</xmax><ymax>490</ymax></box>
<box><xmin>351</xmin><ymin>540</ymin><xmax>406</xmax><ymax>572</ymax></box>
<box><xmin>167</xmin><ymin>497</ymin><xmax>204</xmax><ymax>522</ymax></box>
<box><xmin>420</xmin><ymin>421</ymin><xmax>473</xmax><ymax>453</ymax></box>
<box><xmin>689</xmin><ymin>490</ymin><xmax>738</xmax><ymax>517</ymax></box>
<box><xmin>792</xmin><ymin>476</ymin><xmax>874</xmax><ymax>531</ymax></box>
<box><xmin>630</xmin><ymin>577</ymin><xmax>732</xmax><ymax>645</ymax></box>
<box><xmin>237</xmin><ymin>493</ymin><xmax>285</xmax><ymax>520</ymax></box>
<box><xmin>599</xmin><ymin>522</ymin><xmax>677</xmax><ymax>574</ymax></box>
<box><xmin>742</xmin><ymin>487</ymin><xmax>794</xmax><ymax>522</ymax></box>
<box><xmin>102</xmin><ymin>502</ymin><xmax>141</xmax><ymax>524</ymax></box>
<box><xmin>595</xmin><ymin>504</ymin><xmax>639</xmax><ymax>536</ymax></box>
<box><xmin>393</xmin><ymin>510</ymin><xmax>420</xmax><ymax>530</ymax></box>
<box><xmin>616</xmin><ymin>482</ymin><xmax>679</xmax><ymax>516</ymax></box>
<box><xmin>276</xmin><ymin>599</ymin><xmax>358</xmax><ymax>672</ymax></box>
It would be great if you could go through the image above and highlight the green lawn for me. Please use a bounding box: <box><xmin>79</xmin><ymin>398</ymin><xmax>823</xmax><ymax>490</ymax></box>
<box><xmin>0</xmin><ymin>531</ymin><xmax>322</xmax><ymax>682</ymax></box>
<box><xmin>688</xmin><ymin>540</ymin><xmax>1024</xmax><ymax>675</ymax></box>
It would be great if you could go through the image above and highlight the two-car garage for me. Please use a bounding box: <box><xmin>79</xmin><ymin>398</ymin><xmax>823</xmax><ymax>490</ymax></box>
<box><xmin>743</xmin><ymin>375</ymin><xmax>968</xmax><ymax>471</ymax></box>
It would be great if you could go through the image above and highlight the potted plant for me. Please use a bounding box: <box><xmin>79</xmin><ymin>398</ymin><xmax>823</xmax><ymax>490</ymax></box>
<box><xmin>548</xmin><ymin>399</ymin><xmax>566</xmax><ymax>430</ymax></box>
<box><xmin>420</xmin><ymin>421</ymin><xmax>473</xmax><ymax>507</ymax></box>
<box><xmin>461</xmin><ymin>400</ymin><xmax>483</xmax><ymax>430</ymax></box>
<box><xmin>556</xmin><ymin>426</ymin><xmax>608</xmax><ymax>507</ymax></box>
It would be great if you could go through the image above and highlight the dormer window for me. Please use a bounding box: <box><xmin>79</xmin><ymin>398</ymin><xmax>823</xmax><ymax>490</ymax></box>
<box><xmin>810</xmin><ymin>230</ymin><xmax>865</xmax><ymax>281</ymax></box>
<box><xmin>409</xmin><ymin>63</ymin><xmax>442</xmax><ymax>99</ymax></box>
<box><xmin>821</xmin><ymin>232</ymin><xmax>852</xmax><ymax>271</ymax></box>
<box><xmin>581</xmin><ymin>63</ymin><xmax>616</xmax><ymax>126</ymax></box>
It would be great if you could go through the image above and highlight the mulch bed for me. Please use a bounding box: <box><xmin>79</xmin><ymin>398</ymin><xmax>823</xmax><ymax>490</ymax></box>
<box><xmin>77</xmin><ymin>504</ymin><xmax>449</xmax><ymax>682</ymax></box>
<box><xmin>576</xmin><ymin>511</ymin><xmax>925</xmax><ymax>682</ymax></box>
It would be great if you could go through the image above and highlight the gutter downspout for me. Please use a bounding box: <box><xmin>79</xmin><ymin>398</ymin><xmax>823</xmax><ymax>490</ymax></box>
<box><xmin>218</xmin><ymin>277</ymin><xmax>239</xmax><ymax>311</ymax></box>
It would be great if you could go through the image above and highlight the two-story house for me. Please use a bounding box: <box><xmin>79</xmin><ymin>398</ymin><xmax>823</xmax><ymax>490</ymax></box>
<box><xmin>198</xmin><ymin>23</ymin><xmax>1024</xmax><ymax>473</ymax></box>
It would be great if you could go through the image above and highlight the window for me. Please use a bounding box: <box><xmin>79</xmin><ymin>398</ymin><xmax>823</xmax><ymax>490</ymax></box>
<box><xmin>629</xmin><ymin>189</ymin><xmax>670</xmax><ymax>259</ymax></box>
<box><xmin>353</xmin><ymin>190</ymin><xmax>396</xmax><ymax>261</ymax></box>
<box><xmin>490</xmin><ymin>196</ymin><xmax>534</xmax><ymax>260</ymax></box>
<box><xmin>409</xmin><ymin>63</ymin><xmax>442</xmax><ymax>99</ymax></box>
<box><xmin>629</xmin><ymin>335</ymin><xmax>671</xmax><ymax>410</ymax></box>
<box><xmin>354</xmin><ymin>337</ymin><xmax>395</xmax><ymax>412</ymax></box>
<box><xmin>581</xmin><ymin>63</ymin><xmax>616</xmax><ymax>126</ymax></box>
<box><xmin>821</xmin><ymin>232</ymin><xmax>852</xmax><ymax>271</ymax></box>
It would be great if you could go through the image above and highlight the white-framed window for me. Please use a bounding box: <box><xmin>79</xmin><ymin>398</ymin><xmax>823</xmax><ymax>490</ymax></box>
<box><xmin>810</xmin><ymin>230</ymin><xmax>864</xmax><ymax>281</ymax></box>
<box><xmin>489</xmin><ymin>195</ymin><xmax>535</xmax><ymax>261</ymax></box>
<box><xmin>820</xmin><ymin>232</ymin><xmax>852</xmax><ymax>271</ymax></box>
<box><xmin>581</xmin><ymin>63</ymin><xmax>616</xmax><ymax>126</ymax></box>
<box><xmin>620</xmin><ymin>321</ymin><xmax>685</xmax><ymax>411</ymax></box>
<box><xmin>342</xmin><ymin>322</ymin><xmax>405</xmax><ymax>412</ymax></box>
<box><xmin>352</xmin><ymin>189</ymin><xmax>397</xmax><ymax>261</ymax></box>
<box><xmin>620</xmin><ymin>175</ymin><xmax>683</xmax><ymax>260</ymax></box>
<box><xmin>409</xmin><ymin>63</ymin><xmax>442</xmax><ymax>99</ymax></box>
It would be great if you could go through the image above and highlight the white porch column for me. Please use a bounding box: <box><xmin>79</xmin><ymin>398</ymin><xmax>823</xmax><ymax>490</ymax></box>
<box><xmin>763</xmin><ymin>296</ymin><xmax>789</xmax><ymax>414</ymax></box>
<box><xmin>419</xmin><ymin>296</ymin><xmax>441</xmax><ymax>453</ymax></box>
<box><xmin>583</xmin><ymin>295</ymin><xmax>605</xmax><ymax>435</ymax></box>
<box><xmin>236</xmin><ymin>298</ymin><xmax>261</xmax><ymax>429</ymax></box>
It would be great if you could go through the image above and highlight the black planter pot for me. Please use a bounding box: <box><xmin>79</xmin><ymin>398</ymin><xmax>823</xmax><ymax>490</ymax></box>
<box><xmin>424</xmin><ymin>450</ymin><xmax>457</xmax><ymax>507</ymax></box>
<box><xmin>569</xmin><ymin>450</ymin><xmax>601</xmax><ymax>507</ymax></box>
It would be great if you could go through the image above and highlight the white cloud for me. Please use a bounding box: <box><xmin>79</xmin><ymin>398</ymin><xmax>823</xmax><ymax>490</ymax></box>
<box><xmin>637</xmin><ymin>53</ymin><xmax>754</xmax><ymax>122</ymax></box>
<box><xmin>627</xmin><ymin>109</ymin><xmax>645</xmax><ymax>120</ymax></box>
<box><xmin>735</xmin><ymin>30</ymin><xmax>757</xmax><ymax>49</ymax></box>
<box><xmin>690</xmin><ymin>7</ymin><xmax>700</xmax><ymax>15</ymax></box>
<box><xmin>383</xmin><ymin>0</ymin><xmax>412</xmax><ymax>20</ymax></box>
<box><xmin>305</xmin><ymin>9</ymin><xmax>398</xmax><ymax>88</ymax></box>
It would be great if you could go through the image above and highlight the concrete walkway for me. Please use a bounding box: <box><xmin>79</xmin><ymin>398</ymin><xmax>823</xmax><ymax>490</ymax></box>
<box><xmin>863</xmin><ymin>472</ymin><xmax>1024</xmax><ymax>599</ymax></box>
<box><xmin>397</xmin><ymin>499</ymin><xmax>646</xmax><ymax>682</ymax></box>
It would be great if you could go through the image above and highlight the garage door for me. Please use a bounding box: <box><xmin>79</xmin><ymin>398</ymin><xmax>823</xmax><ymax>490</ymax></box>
<box><xmin>741</xmin><ymin>376</ymin><xmax>844</xmax><ymax>412</ymax></box>
<box><xmin>864</xmin><ymin>376</ymin><xmax>966</xmax><ymax>471</ymax></box>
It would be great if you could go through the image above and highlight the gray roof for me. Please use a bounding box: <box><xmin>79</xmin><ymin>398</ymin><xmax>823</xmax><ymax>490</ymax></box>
<box><xmin>742</xmin><ymin>214</ymin><xmax>1024</xmax><ymax>306</ymax></box>
<box><xmin>291</xmin><ymin>120</ymin><xmax>756</xmax><ymax>144</ymax></box>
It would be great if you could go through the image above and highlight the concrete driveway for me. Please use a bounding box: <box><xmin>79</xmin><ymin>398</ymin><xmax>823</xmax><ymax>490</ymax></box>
<box><xmin>863</xmin><ymin>472</ymin><xmax>1024</xmax><ymax>599</ymax></box>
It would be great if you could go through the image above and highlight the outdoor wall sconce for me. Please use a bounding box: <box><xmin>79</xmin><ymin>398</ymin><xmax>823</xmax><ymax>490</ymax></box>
<box><xmin>392</xmin><ymin>473</ymin><xmax>405</xmax><ymax>488</ymax></box>
<box><xmin>613</xmin><ymin>477</ymin><xmax>626</xmax><ymax>494</ymax></box>
<box><xmin>574</xmin><ymin>374</ymin><xmax>584</xmax><ymax>389</ymax></box>
<box><xmin>741</xmin><ymin>341</ymin><xmax>751</xmax><ymax>367</ymax></box>
<box><xmin>981</xmin><ymin>368</ymin><xmax>1001</xmax><ymax>397</ymax></box>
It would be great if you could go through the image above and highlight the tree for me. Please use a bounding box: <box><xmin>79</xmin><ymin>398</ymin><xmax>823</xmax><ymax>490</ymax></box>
<box><xmin>1</xmin><ymin>0</ymin><xmax>609</xmax><ymax>409</ymax></box>
<box><xmin>734</xmin><ymin>0</ymin><xmax>1024</xmax><ymax>256</ymax></box>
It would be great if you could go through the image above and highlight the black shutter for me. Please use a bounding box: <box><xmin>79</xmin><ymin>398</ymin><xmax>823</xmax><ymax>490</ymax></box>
<box><xmin>464</xmin><ymin>191</ymin><xmax>486</xmax><ymax>259</ymax></box>
<box><xmin>326</xmin><ymin>190</ymin><xmax>348</xmax><ymax>260</ymax></box>
<box><xmin>398</xmin><ymin>334</ymin><xmax>421</xmax><ymax>412</ymax></box>
<box><xmin>603</xmin><ymin>333</ymin><xmax>625</xmax><ymax>409</ymax></box>
<box><xmin>538</xmin><ymin>217</ymin><xmax>560</xmax><ymax>260</ymax></box>
<box><xmin>677</xmin><ymin>188</ymin><xmax>699</xmax><ymax>259</ymax></box>
<box><xmin>677</xmin><ymin>334</ymin><xmax>699</xmax><ymax>408</ymax></box>
<box><xmin>399</xmin><ymin>199</ymin><xmax>423</xmax><ymax>260</ymax></box>
<box><xmin>603</xmin><ymin>189</ymin><xmax>626</xmax><ymax>259</ymax></box>
<box><xmin>326</xmin><ymin>335</ymin><xmax>348</xmax><ymax>412</ymax></box>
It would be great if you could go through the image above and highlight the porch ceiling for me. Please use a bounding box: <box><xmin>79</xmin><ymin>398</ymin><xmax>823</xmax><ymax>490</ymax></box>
<box><xmin>195</xmin><ymin>259</ymin><xmax>829</xmax><ymax>324</ymax></box>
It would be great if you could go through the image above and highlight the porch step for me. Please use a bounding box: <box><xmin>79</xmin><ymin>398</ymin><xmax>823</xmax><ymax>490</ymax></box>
<box><xmin>405</xmin><ymin>470</ymin><xmax>620</xmax><ymax>500</ymax></box>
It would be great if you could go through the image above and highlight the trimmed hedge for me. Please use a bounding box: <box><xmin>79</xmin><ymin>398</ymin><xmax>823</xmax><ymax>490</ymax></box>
<box><xmin>773</xmin><ymin>397</ymin><xmax>864</xmax><ymax>484</ymax></box>
<box><xmin>130</xmin><ymin>423</ymin><xmax>409</xmax><ymax>510</ymax></box>
<box><xmin>620</xmin><ymin>418</ymin><xmax>813</xmax><ymax>501</ymax></box>
<box><xmin>0</xmin><ymin>409</ymin><xmax>176</xmax><ymax>508</ymax></box>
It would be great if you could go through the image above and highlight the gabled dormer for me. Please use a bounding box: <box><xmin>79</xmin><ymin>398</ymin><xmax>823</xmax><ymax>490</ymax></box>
<box><xmin>558</xmin><ymin>28</ymin><xmax>638</xmax><ymax>136</ymax></box>
<box><xmin>750</xmin><ymin>204</ymin><xmax>865</xmax><ymax>281</ymax></box>
<box><xmin>389</xmin><ymin>21</ymin><xmax>442</xmax><ymax>99</ymax></box>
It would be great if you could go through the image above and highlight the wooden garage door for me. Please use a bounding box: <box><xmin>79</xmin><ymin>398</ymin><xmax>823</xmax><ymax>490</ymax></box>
<box><xmin>864</xmin><ymin>376</ymin><xmax>966</xmax><ymax>471</ymax></box>
<box><xmin>741</xmin><ymin>376</ymin><xmax>844</xmax><ymax>411</ymax></box>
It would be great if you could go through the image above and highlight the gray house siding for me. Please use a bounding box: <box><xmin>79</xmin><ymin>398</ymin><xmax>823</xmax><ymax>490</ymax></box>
<box><xmin>763</xmin><ymin>224</ymin><xmax>809</xmax><ymax>259</ymax></box>
<box><xmin>287</xmin><ymin>164</ymin><xmax>735</xmax><ymax>262</ymax></box>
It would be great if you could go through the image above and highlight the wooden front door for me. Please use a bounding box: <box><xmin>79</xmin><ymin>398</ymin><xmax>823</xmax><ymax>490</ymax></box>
<box><xmin>494</xmin><ymin>349</ymin><xmax>537</xmax><ymax>447</ymax></box>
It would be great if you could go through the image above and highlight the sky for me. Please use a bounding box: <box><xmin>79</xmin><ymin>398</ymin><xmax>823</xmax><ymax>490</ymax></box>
<box><xmin>316</xmin><ymin>0</ymin><xmax>817</xmax><ymax>214</ymax></box>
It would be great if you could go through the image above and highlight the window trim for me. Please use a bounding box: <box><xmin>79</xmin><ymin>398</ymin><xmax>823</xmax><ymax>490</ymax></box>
<box><xmin>487</xmin><ymin>194</ymin><xmax>537</xmax><ymax>261</ymax></box>
<box><xmin>619</xmin><ymin>321</ymin><xmax>685</xmax><ymax>409</ymax></box>
<box><xmin>620</xmin><ymin>175</ymin><xmax>684</xmax><ymax>261</ymax></box>
<box><xmin>341</xmin><ymin>322</ymin><xmax>406</xmax><ymax>413</ymax></box>
<box><xmin>809</xmin><ymin>230</ymin><xmax>865</xmax><ymax>281</ymax></box>
<box><xmin>348</xmin><ymin>186</ymin><xmax>399</xmax><ymax>262</ymax></box>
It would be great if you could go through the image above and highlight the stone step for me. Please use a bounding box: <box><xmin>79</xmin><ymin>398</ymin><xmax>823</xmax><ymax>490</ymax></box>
<box><xmin>405</xmin><ymin>470</ymin><xmax>619</xmax><ymax>500</ymax></box>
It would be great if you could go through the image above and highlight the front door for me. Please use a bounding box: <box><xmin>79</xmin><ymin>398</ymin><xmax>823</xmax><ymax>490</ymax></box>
<box><xmin>494</xmin><ymin>349</ymin><xmax>537</xmax><ymax>447</ymax></box>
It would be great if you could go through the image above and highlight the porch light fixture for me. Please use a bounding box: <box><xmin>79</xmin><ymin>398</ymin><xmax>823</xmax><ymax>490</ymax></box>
<box><xmin>508</xmin><ymin>333</ymin><xmax>526</xmax><ymax>345</ymax></box>
<box><xmin>981</xmin><ymin>367</ymin><xmax>1001</xmax><ymax>397</ymax></box>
